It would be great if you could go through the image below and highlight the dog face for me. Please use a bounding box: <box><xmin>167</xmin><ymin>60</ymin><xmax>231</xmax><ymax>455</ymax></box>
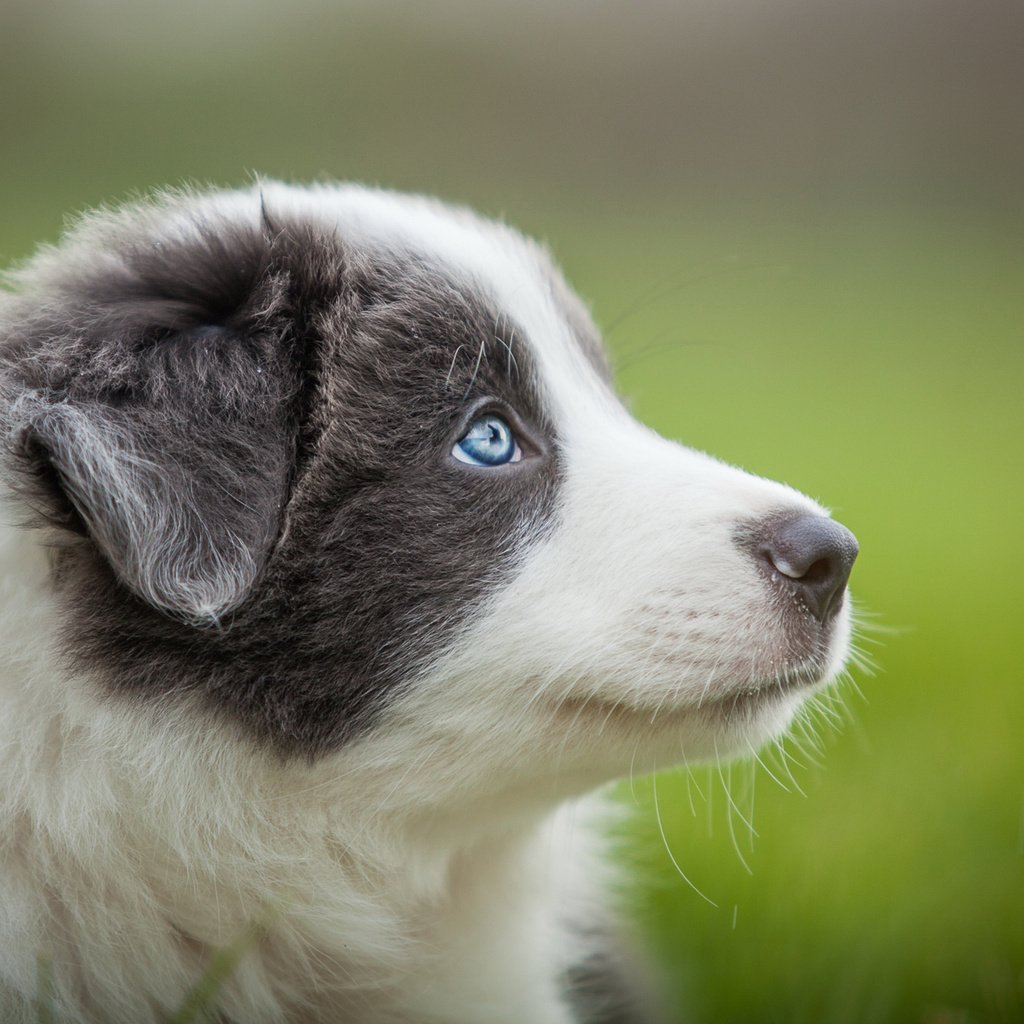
<box><xmin>0</xmin><ymin>183</ymin><xmax>856</xmax><ymax>798</ymax></box>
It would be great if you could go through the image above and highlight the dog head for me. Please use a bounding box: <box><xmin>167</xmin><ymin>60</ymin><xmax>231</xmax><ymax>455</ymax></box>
<box><xmin>0</xmin><ymin>183</ymin><xmax>856</xmax><ymax>807</ymax></box>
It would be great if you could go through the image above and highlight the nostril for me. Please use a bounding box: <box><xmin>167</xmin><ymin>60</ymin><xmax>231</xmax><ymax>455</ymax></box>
<box><xmin>755</xmin><ymin>513</ymin><xmax>859</xmax><ymax>622</ymax></box>
<box><xmin>800</xmin><ymin>556</ymin><xmax>836</xmax><ymax>585</ymax></box>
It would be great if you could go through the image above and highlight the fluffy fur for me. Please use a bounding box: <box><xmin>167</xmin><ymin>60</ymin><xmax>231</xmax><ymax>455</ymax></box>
<box><xmin>0</xmin><ymin>182</ymin><xmax>857</xmax><ymax>1023</ymax></box>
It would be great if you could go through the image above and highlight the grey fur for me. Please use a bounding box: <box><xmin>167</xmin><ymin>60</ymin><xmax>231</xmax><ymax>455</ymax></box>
<box><xmin>0</xmin><ymin>196</ymin><xmax>565</xmax><ymax>756</ymax></box>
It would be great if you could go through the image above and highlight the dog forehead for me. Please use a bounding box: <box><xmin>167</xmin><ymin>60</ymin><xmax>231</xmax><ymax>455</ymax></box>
<box><xmin>252</xmin><ymin>182</ymin><xmax>616</xmax><ymax>423</ymax></box>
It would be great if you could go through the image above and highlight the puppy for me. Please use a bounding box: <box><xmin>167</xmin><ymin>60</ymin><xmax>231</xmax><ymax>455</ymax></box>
<box><xmin>0</xmin><ymin>182</ymin><xmax>857</xmax><ymax>1023</ymax></box>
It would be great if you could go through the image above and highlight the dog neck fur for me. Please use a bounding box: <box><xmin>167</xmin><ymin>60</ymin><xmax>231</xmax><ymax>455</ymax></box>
<box><xmin>0</xmin><ymin>521</ymin><xmax>607</xmax><ymax>1023</ymax></box>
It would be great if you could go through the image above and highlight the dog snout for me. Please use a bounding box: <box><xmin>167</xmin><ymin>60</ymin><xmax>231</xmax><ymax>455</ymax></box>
<box><xmin>755</xmin><ymin>514</ymin><xmax>859</xmax><ymax>622</ymax></box>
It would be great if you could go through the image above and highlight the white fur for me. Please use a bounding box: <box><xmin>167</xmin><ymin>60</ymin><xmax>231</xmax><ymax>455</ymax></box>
<box><xmin>0</xmin><ymin>183</ymin><xmax>853</xmax><ymax>1022</ymax></box>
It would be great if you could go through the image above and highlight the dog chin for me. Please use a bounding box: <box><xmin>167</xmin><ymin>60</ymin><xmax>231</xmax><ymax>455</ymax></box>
<box><xmin>551</xmin><ymin>649</ymin><xmax>840</xmax><ymax>765</ymax></box>
<box><xmin>699</xmin><ymin>642</ymin><xmax>849</xmax><ymax>756</ymax></box>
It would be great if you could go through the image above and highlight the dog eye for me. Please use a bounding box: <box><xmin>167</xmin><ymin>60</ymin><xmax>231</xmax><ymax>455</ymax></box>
<box><xmin>452</xmin><ymin>414</ymin><xmax>523</xmax><ymax>467</ymax></box>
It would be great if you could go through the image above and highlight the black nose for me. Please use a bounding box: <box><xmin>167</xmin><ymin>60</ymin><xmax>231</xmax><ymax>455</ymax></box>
<box><xmin>759</xmin><ymin>514</ymin><xmax>859</xmax><ymax>622</ymax></box>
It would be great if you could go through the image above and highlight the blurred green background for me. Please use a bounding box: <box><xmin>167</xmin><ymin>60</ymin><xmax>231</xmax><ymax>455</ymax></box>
<box><xmin>2</xmin><ymin>1</ymin><xmax>1021</xmax><ymax>1021</ymax></box>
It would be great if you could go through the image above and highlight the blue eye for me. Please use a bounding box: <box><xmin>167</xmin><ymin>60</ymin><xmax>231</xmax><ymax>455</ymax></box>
<box><xmin>452</xmin><ymin>414</ymin><xmax>523</xmax><ymax>467</ymax></box>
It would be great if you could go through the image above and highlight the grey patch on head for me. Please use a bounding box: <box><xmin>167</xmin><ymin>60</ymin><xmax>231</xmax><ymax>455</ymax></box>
<box><xmin>2</xmin><ymin>217</ymin><xmax>295</xmax><ymax>625</ymax></box>
<box><xmin>8</xmin><ymin>347</ymin><xmax>292</xmax><ymax>626</ymax></box>
<box><xmin>0</xmin><ymin>195</ymin><xmax>564</xmax><ymax>757</ymax></box>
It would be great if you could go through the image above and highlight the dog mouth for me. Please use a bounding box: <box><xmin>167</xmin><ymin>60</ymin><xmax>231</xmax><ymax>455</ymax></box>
<box><xmin>551</xmin><ymin>661</ymin><xmax>829</xmax><ymax>729</ymax></box>
<box><xmin>696</xmin><ymin>662</ymin><xmax>827</xmax><ymax>715</ymax></box>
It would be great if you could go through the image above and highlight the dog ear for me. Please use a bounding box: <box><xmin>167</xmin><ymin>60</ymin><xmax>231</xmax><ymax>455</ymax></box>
<box><xmin>8</xmin><ymin>326</ymin><xmax>296</xmax><ymax>626</ymax></box>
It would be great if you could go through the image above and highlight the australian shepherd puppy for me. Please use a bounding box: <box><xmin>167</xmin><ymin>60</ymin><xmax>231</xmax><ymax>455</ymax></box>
<box><xmin>0</xmin><ymin>182</ymin><xmax>857</xmax><ymax>1023</ymax></box>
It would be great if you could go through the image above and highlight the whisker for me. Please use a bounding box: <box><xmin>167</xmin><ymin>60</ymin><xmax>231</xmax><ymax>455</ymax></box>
<box><xmin>747</xmin><ymin>742</ymin><xmax>792</xmax><ymax>794</ymax></box>
<box><xmin>604</xmin><ymin>258</ymin><xmax>785</xmax><ymax>340</ymax></box>
<box><xmin>445</xmin><ymin>345</ymin><xmax>465</xmax><ymax>387</ymax></box>
<box><xmin>460</xmin><ymin>335</ymin><xmax>488</xmax><ymax>400</ymax></box>
<box><xmin>714</xmin><ymin>741</ymin><xmax>754</xmax><ymax>875</ymax></box>
<box><xmin>652</xmin><ymin>770</ymin><xmax>718</xmax><ymax>908</ymax></box>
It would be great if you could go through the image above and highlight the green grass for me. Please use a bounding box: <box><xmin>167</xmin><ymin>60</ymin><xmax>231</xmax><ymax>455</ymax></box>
<box><xmin>34</xmin><ymin>956</ymin><xmax>54</xmax><ymax>1024</ymax></box>
<box><xmin>35</xmin><ymin>926</ymin><xmax>261</xmax><ymax>1024</ymax></box>
<box><xmin>164</xmin><ymin>922</ymin><xmax>266</xmax><ymax>1024</ymax></box>
<box><xmin>541</xmin><ymin>208</ymin><xmax>1024</xmax><ymax>1024</ymax></box>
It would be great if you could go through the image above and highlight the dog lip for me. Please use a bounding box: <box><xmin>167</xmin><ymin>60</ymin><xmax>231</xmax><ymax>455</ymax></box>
<box><xmin>552</xmin><ymin>664</ymin><xmax>828</xmax><ymax>725</ymax></box>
